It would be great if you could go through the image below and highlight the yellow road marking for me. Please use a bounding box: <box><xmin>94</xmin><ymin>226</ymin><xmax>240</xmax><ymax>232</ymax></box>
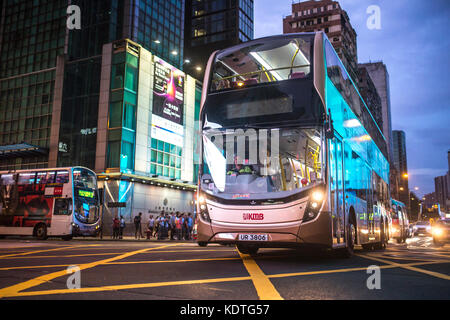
<box><xmin>357</xmin><ymin>254</ymin><xmax>450</xmax><ymax>281</ymax></box>
<box><xmin>1</xmin><ymin>276</ymin><xmax>253</xmax><ymax>298</ymax></box>
<box><xmin>237</xmin><ymin>250</ymin><xmax>283</xmax><ymax>300</ymax></box>
<box><xmin>0</xmin><ymin>252</ymin><xmax>129</xmax><ymax>259</ymax></box>
<box><xmin>0</xmin><ymin>244</ymin><xmax>100</xmax><ymax>259</ymax></box>
<box><xmin>1</xmin><ymin>256</ymin><xmax>448</xmax><ymax>298</ymax></box>
<box><xmin>0</xmin><ymin>243</ymin><xmax>179</xmax><ymax>298</ymax></box>
<box><xmin>268</xmin><ymin>260</ymin><xmax>446</xmax><ymax>279</ymax></box>
<box><xmin>0</xmin><ymin>257</ymin><xmax>242</xmax><ymax>271</ymax></box>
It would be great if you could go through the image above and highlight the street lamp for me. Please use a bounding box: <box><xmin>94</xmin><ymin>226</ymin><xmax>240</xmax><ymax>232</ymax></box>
<box><xmin>403</xmin><ymin>173</ymin><xmax>408</xmax><ymax>178</ymax></box>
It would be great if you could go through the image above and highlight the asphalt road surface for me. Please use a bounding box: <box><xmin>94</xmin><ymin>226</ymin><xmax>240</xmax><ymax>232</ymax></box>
<box><xmin>0</xmin><ymin>235</ymin><xmax>448</xmax><ymax>300</ymax></box>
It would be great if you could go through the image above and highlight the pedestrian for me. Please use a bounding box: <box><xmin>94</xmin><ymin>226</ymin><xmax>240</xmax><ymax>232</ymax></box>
<box><xmin>169</xmin><ymin>212</ymin><xmax>176</xmax><ymax>240</ymax></box>
<box><xmin>175</xmin><ymin>213</ymin><xmax>182</xmax><ymax>240</ymax></box>
<box><xmin>147</xmin><ymin>215</ymin><xmax>155</xmax><ymax>239</ymax></box>
<box><xmin>119</xmin><ymin>215</ymin><xmax>126</xmax><ymax>239</ymax></box>
<box><xmin>183</xmin><ymin>213</ymin><xmax>190</xmax><ymax>240</ymax></box>
<box><xmin>112</xmin><ymin>216</ymin><xmax>120</xmax><ymax>239</ymax></box>
<box><xmin>187</xmin><ymin>213</ymin><xmax>193</xmax><ymax>241</ymax></box>
<box><xmin>134</xmin><ymin>212</ymin><xmax>143</xmax><ymax>239</ymax></box>
<box><xmin>157</xmin><ymin>211</ymin><xmax>165</xmax><ymax>240</ymax></box>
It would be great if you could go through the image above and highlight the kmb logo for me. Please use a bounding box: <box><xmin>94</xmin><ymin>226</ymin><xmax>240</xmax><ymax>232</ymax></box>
<box><xmin>243</xmin><ymin>213</ymin><xmax>264</xmax><ymax>220</ymax></box>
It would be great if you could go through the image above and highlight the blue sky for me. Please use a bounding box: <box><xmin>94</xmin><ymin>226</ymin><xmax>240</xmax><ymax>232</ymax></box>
<box><xmin>254</xmin><ymin>0</ymin><xmax>450</xmax><ymax>197</ymax></box>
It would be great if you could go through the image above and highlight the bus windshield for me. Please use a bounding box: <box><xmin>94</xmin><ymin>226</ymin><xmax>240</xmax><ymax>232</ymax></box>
<box><xmin>210</xmin><ymin>35</ymin><xmax>313</xmax><ymax>92</ymax></box>
<box><xmin>73</xmin><ymin>168</ymin><xmax>99</xmax><ymax>224</ymax></box>
<box><xmin>201</xmin><ymin>126</ymin><xmax>323</xmax><ymax>200</ymax></box>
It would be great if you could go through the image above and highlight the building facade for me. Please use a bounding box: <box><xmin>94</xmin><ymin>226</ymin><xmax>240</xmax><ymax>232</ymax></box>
<box><xmin>392</xmin><ymin>130</ymin><xmax>410</xmax><ymax>211</ymax></box>
<box><xmin>359</xmin><ymin>62</ymin><xmax>393</xmax><ymax>162</ymax></box>
<box><xmin>184</xmin><ymin>0</ymin><xmax>254</xmax><ymax>80</ymax></box>
<box><xmin>357</xmin><ymin>66</ymin><xmax>383</xmax><ymax>131</ymax></box>
<box><xmin>434</xmin><ymin>151</ymin><xmax>450</xmax><ymax>214</ymax></box>
<box><xmin>283</xmin><ymin>0</ymin><xmax>358</xmax><ymax>83</ymax></box>
<box><xmin>0</xmin><ymin>1</ymin><xmax>201</xmax><ymax>235</ymax></box>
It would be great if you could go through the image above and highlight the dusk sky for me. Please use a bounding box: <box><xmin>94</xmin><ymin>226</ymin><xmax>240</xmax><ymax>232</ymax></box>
<box><xmin>254</xmin><ymin>0</ymin><xmax>450</xmax><ymax>198</ymax></box>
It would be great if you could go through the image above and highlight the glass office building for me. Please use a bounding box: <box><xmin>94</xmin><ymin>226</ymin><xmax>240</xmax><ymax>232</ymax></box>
<box><xmin>184</xmin><ymin>0</ymin><xmax>254</xmax><ymax>79</ymax></box>
<box><xmin>95</xmin><ymin>39</ymin><xmax>201</xmax><ymax>226</ymax></box>
<box><xmin>0</xmin><ymin>1</ymin><xmax>198</xmax><ymax>233</ymax></box>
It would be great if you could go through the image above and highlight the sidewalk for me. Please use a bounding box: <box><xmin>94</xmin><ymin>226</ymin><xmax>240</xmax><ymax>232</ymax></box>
<box><xmin>71</xmin><ymin>236</ymin><xmax>195</xmax><ymax>243</ymax></box>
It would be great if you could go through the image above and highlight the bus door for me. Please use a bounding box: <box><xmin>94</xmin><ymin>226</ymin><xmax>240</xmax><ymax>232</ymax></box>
<box><xmin>329</xmin><ymin>135</ymin><xmax>345</xmax><ymax>244</ymax></box>
<box><xmin>50</xmin><ymin>198</ymin><xmax>73</xmax><ymax>235</ymax></box>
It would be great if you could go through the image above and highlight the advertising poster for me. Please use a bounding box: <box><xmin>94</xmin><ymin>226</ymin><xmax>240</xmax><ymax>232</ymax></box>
<box><xmin>152</xmin><ymin>58</ymin><xmax>185</xmax><ymax>147</ymax></box>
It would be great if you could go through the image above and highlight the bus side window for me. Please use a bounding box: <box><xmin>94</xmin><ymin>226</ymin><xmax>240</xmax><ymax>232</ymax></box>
<box><xmin>54</xmin><ymin>198</ymin><xmax>72</xmax><ymax>215</ymax></box>
<box><xmin>56</xmin><ymin>171</ymin><xmax>69</xmax><ymax>183</ymax></box>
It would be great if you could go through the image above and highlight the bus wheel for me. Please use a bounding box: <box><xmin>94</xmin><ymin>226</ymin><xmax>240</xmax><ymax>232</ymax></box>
<box><xmin>62</xmin><ymin>235</ymin><xmax>73</xmax><ymax>241</ymax></box>
<box><xmin>373</xmin><ymin>224</ymin><xmax>386</xmax><ymax>251</ymax></box>
<box><xmin>237</xmin><ymin>244</ymin><xmax>258</xmax><ymax>255</ymax></box>
<box><xmin>337</xmin><ymin>221</ymin><xmax>356</xmax><ymax>258</ymax></box>
<box><xmin>34</xmin><ymin>224</ymin><xmax>48</xmax><ymax>240</ymax></box>
<box><xmin>198</xmin><ymin>242</ymin><xmax>208</xmax><ymax>247</ymax></box>
<box><xmin>396</xmin><ymin>238</ymin><xmax>402</xmax><ymax>244</ymax></box>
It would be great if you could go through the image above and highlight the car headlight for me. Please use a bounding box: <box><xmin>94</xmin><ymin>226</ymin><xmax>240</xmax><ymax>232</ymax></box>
<box><xmin>432</xmin><ymin>227</ymin><xmax>444</xmax><ymax>237</ymax></box>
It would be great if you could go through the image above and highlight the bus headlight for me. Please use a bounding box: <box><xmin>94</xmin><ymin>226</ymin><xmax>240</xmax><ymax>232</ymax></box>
<box><xmin>198</xmin><ymin>195</ymin><xmax>211</xmax><ymax>223</ymax></box>
<box><xmin>303</xmin><ymin>189</ymin><xmax>325</xmax><ymax>222</ymax></box>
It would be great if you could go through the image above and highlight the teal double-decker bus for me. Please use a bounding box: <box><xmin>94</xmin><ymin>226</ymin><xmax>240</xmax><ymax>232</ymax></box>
<box><xmin>196</xmin><ymin>32</ymin><xmax>390</xmax><ymax>257</ymax></box>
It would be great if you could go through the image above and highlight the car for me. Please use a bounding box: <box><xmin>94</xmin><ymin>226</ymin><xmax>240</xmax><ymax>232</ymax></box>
<box><xmin>431</xmin><ymin>219</ymin><xmax>450</xmax><ymax>246</ymax></box>
<box><xmin>413</xmin><ymin>221</ymin><xmax>431</xmax><ymax>236</ymax></box>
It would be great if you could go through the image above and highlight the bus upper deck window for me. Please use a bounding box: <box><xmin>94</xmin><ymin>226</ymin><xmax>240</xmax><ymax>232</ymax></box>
<box><xmin>37</xmin><ymin>172</ymin><xmax>56</xmax><ymax>184</ymax></box>
<box><xmin>56</xmin><ymin>171</ymin><xmax>69</xmax><ymax>183</ymax></box>
<box><xmin>18</xmin><ymin>173</ymin><xmax>36</xmax><ymax>185</ymax></box>
<box><xmin>0</xmin><ymin>174</ymin><xmax>15</xmax><ymax>185</ymax></box>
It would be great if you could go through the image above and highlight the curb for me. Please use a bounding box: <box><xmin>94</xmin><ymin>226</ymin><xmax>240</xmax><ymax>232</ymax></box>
<box><xmin>71</xmin><ymin>237</ymin><xmax>195</xmax><ymax>244</ymax></box>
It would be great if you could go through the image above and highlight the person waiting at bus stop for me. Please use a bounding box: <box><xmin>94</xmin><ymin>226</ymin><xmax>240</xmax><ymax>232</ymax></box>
<box><xmin>227</xmin><ymin>156</ymin><xmax>253</xmax><ymax>175</ymax></box>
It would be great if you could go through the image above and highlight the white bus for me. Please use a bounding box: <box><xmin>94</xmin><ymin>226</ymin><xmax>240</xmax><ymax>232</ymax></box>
<box><xmin>196</xmin><ymin>32</ymin><xmax>390</xmax><ymax>257</ymax></box>
<box><xmin>0</xmin><ymin>167</ymin><xmax>101</xmax><ymax>240</ymax></box>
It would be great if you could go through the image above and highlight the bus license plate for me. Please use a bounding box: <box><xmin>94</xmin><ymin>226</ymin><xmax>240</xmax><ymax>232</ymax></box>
<box><xmin>238</xmin><ymin>234</ymin><xmax>268</xmax><ymax>241</ymax></box>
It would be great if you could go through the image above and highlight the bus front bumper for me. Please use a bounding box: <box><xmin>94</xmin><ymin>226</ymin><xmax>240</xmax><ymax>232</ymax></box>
<box><xmin>197</xmin><ymin>210</ymin><xmax>332</xmax><ymax>248</ymax></box>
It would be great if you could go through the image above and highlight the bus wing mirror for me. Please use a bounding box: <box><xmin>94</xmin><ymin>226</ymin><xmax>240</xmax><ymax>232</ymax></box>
<box><xmin>325</xmin><ymin>120</ymin><xmax>334</xmax><ymax>139</ymax></box>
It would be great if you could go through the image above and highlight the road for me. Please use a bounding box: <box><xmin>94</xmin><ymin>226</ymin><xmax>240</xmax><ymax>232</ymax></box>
<box><xmin>0</xmin><ymin>236</ymin><xmax>448</xmax><ymax>300</ymax></box>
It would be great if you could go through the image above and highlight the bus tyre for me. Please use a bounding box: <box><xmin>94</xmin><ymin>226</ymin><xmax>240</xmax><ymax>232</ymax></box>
<box><xmin>34</xmin><ymin>224</ymin><xmax>47</xmax><ymax>240</ymax></box>
<box><xmin>337</xmin><ymin>222</ymin><xmax>356</xmax><ymax>258</ymax></box>
<box><xmin>373</xmin><ymin>223</ymin><xmax>386</xmax><ymax>250</ymax></box>
<box><xmin>198</xmin><ymin>242</ymin><xmax>208</xmax><ymax>247</ymax></box>
<box><xmin>237</xmin><ymin>244</ymin><xmax>258</xmax><ymax>255</ymax></box>
<box><xmin>396</xmin><ymin>238</ymin><xmax>402</xmax><ymax>244</ymax></box>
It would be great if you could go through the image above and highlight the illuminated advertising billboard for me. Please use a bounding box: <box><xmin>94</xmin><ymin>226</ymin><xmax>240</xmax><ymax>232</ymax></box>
<box><xmin>151</xmin><ymin>58</ymin><xmax>185</xmax><ymax>147</ymax></box>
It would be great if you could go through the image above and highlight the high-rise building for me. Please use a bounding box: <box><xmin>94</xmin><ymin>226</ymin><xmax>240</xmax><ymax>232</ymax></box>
<box><xmin>392</xmin><ymin>130</ymin><xmax>410</xmax><ymax>210</ymax></box>
<box><xmin>423</xmin><ymin>192</ymin><xmax>436</xmax><ymax>210</ymax></box>
<box><xmin>184</xmin><ymin>0</ymin><xmax>254</xmax><ymax>80</ymax></box>
<box><xmin>357</xmin><ymin>66</ymin><xmax>383</xmax><ymax>131</ymax></box>
<box><xmin>434</xmin><ymin>150</ymin><xmax>450</xmax><ymax>213</ymax></box>
<box><xmin>0</xmin><ymin>1</ymin><xmax>200</xmax><ymax>233</ymax></box>
<box><xmin>283</xmin><ymin>0</ymin><xmax>358</xmax><ymax>83</ymax></box>
<box><xmin>359</xmin><ymin>62</ymin><xmax>393</xmax><ymax>161</ymax></box>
